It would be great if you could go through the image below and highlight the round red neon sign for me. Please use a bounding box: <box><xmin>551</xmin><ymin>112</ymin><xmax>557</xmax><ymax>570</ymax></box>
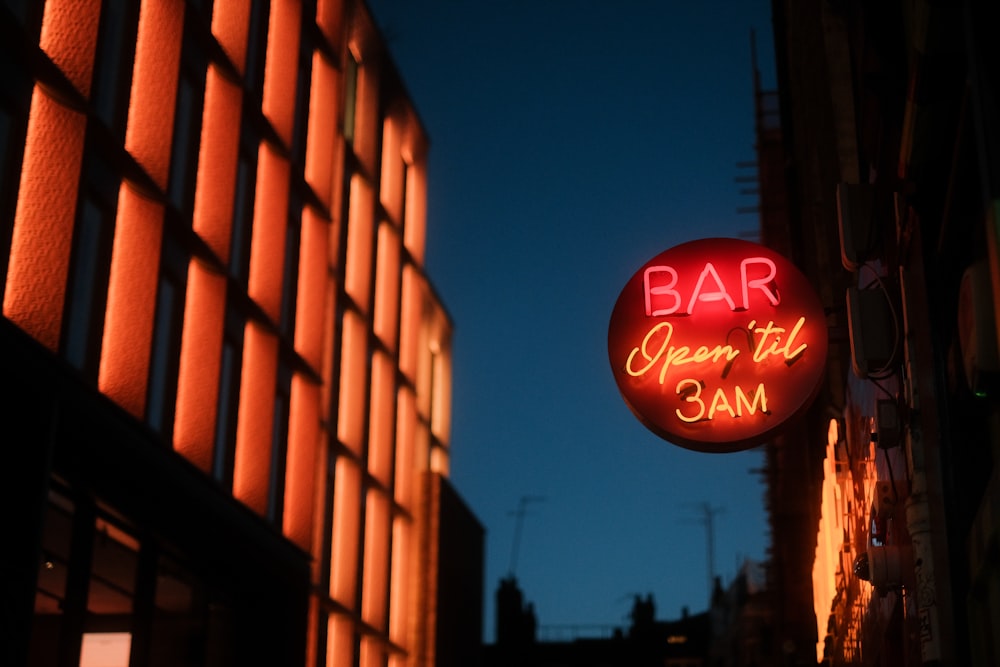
<box><xmin>607</xmin><ymin>238</ymin><xmax>828</xmax><ymax>453</ymax></box>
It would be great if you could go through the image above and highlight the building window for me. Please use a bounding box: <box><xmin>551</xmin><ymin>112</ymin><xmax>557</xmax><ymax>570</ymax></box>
<box><xmin>167</xmin><ymin>24</ymin><xmax>207</xmax><ymax>217</ymax></box>
<box><xmin>245</xmin><ymin>0</ymin><xmax>270</xmax><ymax>100</ymax></box>
<box><xmin>228</xmin><ymin>133</ymin><xmax>258</xmax><ymax>287</ymax></box>
<box><xmin>30</xmin><ymin>488</ymin><xmax>212</xmax><ymax>667</ymax></box>
<box><xmin>146</xmin><ymin>231</ymin><xmax>188</xmax><ymax>440</ymax></box>
<box><xmin>62</xmin><ymin>152</ymin><xmax>118</xmax><ymax>381</ymax></box>
<box><xmin>343</xmin><ymin>54</ymin><xmax>358</xmax><ymax>145</ymax></box>
<box><xmin>0</xmin><ymin>48</ymin><xmax>31</xmax><ymax>297</ymax></box>
<box><xmin>2</xmin><ymin>0</ymin><xmax>42</xmax><ymax>30</ymax></box>
<box><xmin>289</xmin><ymin>24</ymin><xmax>314</xmax><ymax>168</ymax></box>
<box><xmin>90</xmin><ymin>0</ymin><xmax>139</xmax><ymax>139</ymax></box>
<box><xmin>279</xmin><ymin>192</ymin><xmax>302</xmax><ymax>338</ymax></box>
<box><xmin>268</xmin><ymin>362</ymin><xmax>291</xmax><ymax>524</ymax></box>
<box><xmin>213</xmin><ymin>305</ymin><xmax>244</xmax><ymax>489</ymax></box>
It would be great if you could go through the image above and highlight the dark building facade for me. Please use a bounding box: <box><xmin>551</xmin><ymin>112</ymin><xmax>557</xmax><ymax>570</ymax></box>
<box><xmin>1</xmin><ymin>1</ymin><xmax>482</xmax><ymax>666</ymax></box>
<box><xmin>486</xmin><ymin>578</ymin><xmax>712</xmax><ymax>667</ymax></box>
<box><xmin>761</xmin><ymin>1</ymin><xmax>1000</xmax><ymax>665</ymax></box>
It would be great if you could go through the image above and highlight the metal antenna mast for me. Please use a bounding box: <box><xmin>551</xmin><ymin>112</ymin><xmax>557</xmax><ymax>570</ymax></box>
<box><xmin>683</xmin><ymin>502</ymin><xmax>725</xmax><ymax>601</ymax></box>
<box><xmin>508</xmin><ymin>495</ymin><xmax>545</xmax><ymax>577</ymax></box>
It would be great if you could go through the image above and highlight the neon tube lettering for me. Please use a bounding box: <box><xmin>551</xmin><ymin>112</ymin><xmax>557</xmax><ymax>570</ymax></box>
<box><xmin>686</xmin><ymin>262</ymin><xmax>736</xmax><ymax>314</ymax></box>
<box><xmin>644</xmin><ymin>266</ymin><xmax>680</xmax><ymax>316</ymax></box>
<box><xmin>675</xmin><ymin>380</ymin><xmax>769</xmax><ymax>423</ymax></box>
<box><xmin>675</xmin><ymin>379</ymin><xmax>705</xmax><ymax>423</ymax></box>
<box><xmin>749</xmin><ymin>317</ymin><xmax>808</xmax><ymax>363</ymax></box>
<box><xmin>740</xmin><ymin>257</ymin><xmax>779</xmax><ymax>309</ymax></box>
<box><xmin>625</xmin><ymin>322</ymin><xmax>740</xmax><ymax>385</ymax></box>
<box><xmin>642</xmin><ymin>257</ymin><xmax>783</xmax><ymax>317</ymax></box>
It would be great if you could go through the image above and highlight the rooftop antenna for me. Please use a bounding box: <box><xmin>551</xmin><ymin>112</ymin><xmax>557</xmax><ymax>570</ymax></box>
<box><xmin>682</xmin><ymin>502</ymin><xmax>725</xmax><ymax>601</ymax></box>
<box><xmin>508</xmin><ymin>495</ymin><xmax>545</xmax><ymax>577</ymax></box>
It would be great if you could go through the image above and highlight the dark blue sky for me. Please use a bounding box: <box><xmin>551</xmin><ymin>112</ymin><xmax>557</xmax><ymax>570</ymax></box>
<box><xmin>366</xmin><ymin>0</ymin><xmax>777</xmax><ymax>639</ymax></box>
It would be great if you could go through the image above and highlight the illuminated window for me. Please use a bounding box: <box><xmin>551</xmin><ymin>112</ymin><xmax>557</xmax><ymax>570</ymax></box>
<box><xmin>62</xmin><ymin>152</ymin><xmax>117</xmax><ymax>380</ymax></box>
<box><xmin>146</xmin><ymin>232</ymin><xmax>188</xmax><ymax>439</ymax></box>
<box><xmin>167</xmin><ymin>30</ymin><xmax>207</xmax><ymax>217</ymax></box>
<box><xmin>90</xmin><ymin>0</ymin><xmax>139</xmax><ymax>138</ymax></box>
<box><xmin>343</xmin><ymin>53</ymin><xmax>358</xmax><ymax>144</ymax></box>
<box><xmin>31</xmin><ymin>491</ymin><xmax>73</xmax><ymax>664</ymax></box>
<box><xmin>30</xmin><ymin>489</ymin><xmax>213</xmax><ymax>666</ymax></box>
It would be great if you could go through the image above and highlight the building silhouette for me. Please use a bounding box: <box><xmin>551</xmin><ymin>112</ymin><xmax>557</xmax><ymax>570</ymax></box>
<box><xmin>760</xmin><ymin>1</ymin><xmax>1000</xmax><ymax>665</ymax></box>
<box><xmin>486</xmin><ymin>577</ymin><xmax>724</xmax><ymax>667</ymax></box>
<box><xmin>1</xmin><ymin>1</ymin><xmax>482</xmax><ymax>666</ymax></box>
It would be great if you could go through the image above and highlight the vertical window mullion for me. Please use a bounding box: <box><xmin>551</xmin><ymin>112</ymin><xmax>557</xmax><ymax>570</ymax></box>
<box><xmin>280</xmin><ymin>192</ymin><xmax>302</xmax><ymax>337</ymax></box>
<box><xmin>62</xmin><ymin>152</ymin><xmax>117</xmax><ymax>381</ymax></box>
<box><xmin>145</xmin><ymin>233</ymin><xmax>188</xmax><ymax>441</ymax></box>
<box><xmin>229</xmin><ymin>136</ymin><xmax>258</xmax><ymax>286</ymax></box>
<box><xmin>343</xmin><ymin>54</ymin><xmax>358</xmax><ymax>145</ymax></box>
<box><xmin>167</xmin><ymin>22</ymin><xmax>207</xmax><ymax>218</ymax></box>
<box><xmin>90</xmin><ymin>0</ymin><xmax>139</xmax><ymax>138</ymax></box>
<box><xmin>213</xmin><ymin>305</ymin><xmax>245</xmax><ymax>489</ymax></box>
<box><xmin>268</xmin><ymin>362</ymin><xmax>291</xmax><ymax>524</ymax></box>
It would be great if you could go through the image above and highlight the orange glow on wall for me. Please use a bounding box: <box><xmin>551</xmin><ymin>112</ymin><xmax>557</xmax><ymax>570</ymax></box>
<box><xmin>430</xmin><ymin>332</ymin><xmax>452</xmax><ymax>445</ymax></box>
<box><xmin>192</xmin><ymin>65</ymin><xmax>242</xmax><ymax>263</ymax></box>
<box><xmin>125</xmin><ymin>0</ymin><xmax>184</xmax><ymax>189</ymax></box>
<box><xmin>39</xmin><ymin>0</ymin><xmax>101</xmax><ymax>98</ymax></box>
<box><xmin>337</xmin><ymin>311</ymin><xmax>367</xmax><ymax>454</ymax></box>
<box><xmin>348</xmin><ymin>37</ymin><xmax>379</xmax><ymax>174</ymax></box>
<box><xmin>419</xmin><ymin>473</ymin><xmax>442</xmax><ymax>667</ymax></box>
<box><xmin>403</xmin><ymin>162</ymin><xmax>427</xmax><ymax>265</ymax></box>
<box><xmin>368</xmin><ymin>351</ymin><xmax>395</xmax><ymax>487</ymax></box>
<box><xmin>98</xmin><ymin>183</ymin><xmax>164</xmax><ymax>418</ymax></box>
<box><xmin>813</xmin><ymin>418</ymin><xmax>849</xmax><ymax>662</ymax></box>
<box><xmin>232</xmin><ymin>321</ymin><xmax>278</xmax><ymax>515</ymax></box>
<box><xmin>305</xmin><ymin>52</ymin><xmax>339</xmax><ymax>209</ymax></box>
<box><xmin>315</xmin><ymin>0</ymin><xmax>345</xmax><ymax>55</ymax></box>
<box><xmin>326</xmin><ymin>615</ymin><xmax>354</xmax><ymax>667</ymax></box>
<box><xmin>173</xmin><ymin>259</ymin><xmax>226</xmax><ymax>472</ymax></box>
<box><xmin>248</xmin><ymin>142</ymin><xmax>290</xmax><ymax>322</ymax></box>
<box><xmin>379</xmin><ymin>112</ymin><xmax>404</xmax><ymax>223</ymax></box>
<box><xmin>608</xmin><ymin>238</ymin><xmax>828</xmax><ymax>452</ymax></box>
<box><xmin>374</xmin><ymin>222</ymin><xmax>401</xmax><ymax>350</ymax></box>
<box><xmin>394</xmin><ymin>388</ymin><xmax>416</xmax><ymax>507</ymax></box>
<box><xmin>362</xmin><ymin>489</ymin><xmax>390</xmax><ymax>628</ymax></box>
<box><xmin>283</xmin><ymin>374</ymin><xmax>320</xmax><ymax>550</ymax></box>
<box><xmin>319</xmin><ymin>277</ymin><xmax>338</xmax><ymax>414</ymax></box>
<box><xmin>330</xmin><ymin>456</ymin><xmax>361</xmax><ymax>605</ymax></box>
<box><xmin>398</xmin><ymin>266</ymin><xmax>421</xmax><ymax>382</ymax></box>
<box><xmin>262</xmin><ymin>0</ymin><xmax>301</xmax><ymax>147</ymax></box>
<box><xmin>389</xmin><ymin>516</ymin><xmax>412</xmax><ymax>645</ymax></box>
<box><xmin>430</xmin><ymin>445</ymin><xmax>449</xmax><ymax>477</ymax></box>
<box><xmin>359</xmin><ymin>637</ymin><xmax>386</xmax><ymax>667</ymax></box>
<box><xmin>294</xmin><ymin>206</ymin><xmax>328</xmax><ymax>371</ymax></box>
<box><xmin>3</xmin><ymin>87</ymin><xmax>86</xmax><ymax>352</ymax></box>
<box><xmin>211</xmin><ymin>0</ymin><xmax>251</xmax><ymax>75</ymax></box>
<box><xmin>6</xmin><ymin>2</ymin><xmax>456</xmax><ymax>663</ymax></box>
<box><xmin>344</xmin><ymin>175</ymin><xmax>374</xmax><ymax>311</ymax></box>
<box><xmin>305</xmin><ymin>595</ymin><xmax>320</xmax><ymax>667</ymax></box>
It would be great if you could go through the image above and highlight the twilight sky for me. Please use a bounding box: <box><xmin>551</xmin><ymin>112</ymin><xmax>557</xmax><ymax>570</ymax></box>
<box><xmin>365</xmin><ymin>0</ymin><xmax>777</xmax><ymax>640</ymax></box>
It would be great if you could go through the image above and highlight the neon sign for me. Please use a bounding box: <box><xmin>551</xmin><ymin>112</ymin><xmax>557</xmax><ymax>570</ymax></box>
<box><xmin>607</xmin><ymin>238</ymin><xmax>828</xmax><ymax>453</ymax></box>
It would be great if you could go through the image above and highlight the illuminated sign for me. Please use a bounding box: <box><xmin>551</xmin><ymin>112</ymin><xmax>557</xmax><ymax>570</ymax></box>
<box><xmin>607</xmin><ymin>238</ymin><xmax>828</xmax><ymax>453</ymax></box>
